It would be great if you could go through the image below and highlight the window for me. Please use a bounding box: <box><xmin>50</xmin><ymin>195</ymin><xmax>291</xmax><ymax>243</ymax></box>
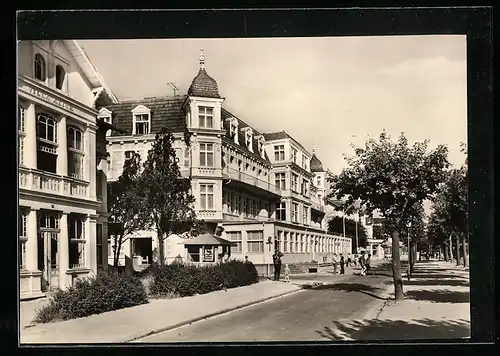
<box><xmin>244</xmin><ymin>196</ymin><xmax>250</xmax><ymax>215</ymax></box>
<box><xmin>302</xmin><ymin>154</ymin><xmax>307</xmax><ymax>170</ymax></box>
<box><xmin>200</xmin><ymin>184</ymin><xmax>214</xmax><ymax>210</ymax></box>
<box><xmin>283</xmin><ymin>232</ymin><xmax>289</xmax><ymax>252</ymax></box>
<box><xmin>96</xmin><ymin>224</ymin><xmax>103</xmax><ymax>267</ymax></box>
<box><xmin>274</xmin><ymin>145</ymin><xmax>285</xmax><ymax>161</ymax></box>
<box><xmin>34</xmin><ymin>53</ymin><xmax>46</xmax><ymax>81</ymax></box>
<box><xmin>96</xmin><ymin>170</ymin><xmax>103</xmax><ymax>201</ymax></box>
<box><xmin>187</xmin><ymin>245</ymin><xmax>200</xmax><ymax>262</ymax></box>
<box><xmin>291</xmin><ymin>148</ymin><xmax>298</xmax><ymax>163</ymax></box>
<box><xmin>67</xmin><ymin>126</ymin><xmax>85</xmax><ymax>180</ymax></box>
<box><xmin>134</xmin><ymin>114</ymin><xmax>150</xmax><ymax>135</ymax></box>
<box><xmin>199</xmin><ymin>143</ymin><xmax>214</xmax><ymax>167</ymax></box>
<box><xmin>199</xmin><ymin>106</ymin><xmax>214</xmax><ymax>128</ymax></box>
<box><xmin>247</xmin><ymin>230</ymin><xmax>264</xmax><ymax>253</ymax></box>
<box><xmin>229</xmin><ymin>122</ymin><xmax>237</xmax><ymax>137</ymax></box>
<box><xmin>234</xmin><ymin>194</ymin><xmax>241</xmax><ymax>215</ymax></box>
<box><xmin>275</xmin><ymin>173</ymin><xmax>286</xmax><ymax>190</ymax></box>
<box><xmin>276</xmin><ymin>201</ymin><xmax>286</xmax><ymax>221</ymax></box>
<box><xmin>245</xmin><ymin>130</ymin><xmax>252</xmax><ymax>149</ymax></box>
<box><xmin>302</xmin><ymin>206</ymin><xmax>308</xmax><ymax>224</ymax></box>
<box><xmin>18</xmin><ymin>105</ymin><xmax>25</xmax><ymax>133</ymax></box>
<box><xmin>316</xmin><ymin>176</ymin><xmax>321</xmax><ymax>186</ymax></box>
<box><xmin>19</xmin><ymin>209</ymin><xmax>28</xmax><ymax>270</ymax></box>
<box><xmin>302</xmin><ymin>179</ymin><xmax>309</xmax><ymax>196</ymax></box>
<box><xmin>68</xmin><ymin>214</ymin><xmax>86</xmax><ymax>269</ymax></box>
<box><xmin>250</xmin><ymin>199</ymin><xmax>257</xmax><ymax>217</ymax></box>
<box><xmin>124</xmin><ymin>150</ymin><xmax>134</xmax><ymax>162</ymax></box>
<box><xmin>55</xmin><ymin>65</ymin><xmax>65</xmax><ymax>90</ymax></box>
<box><xmin>227</xmin><ymin>231</ymin><xmax>242</xmax><ymax>254</ymax></box>
<box><xmin>36</xmin><ymin>113</ymin><xmax>57</xmax><ymax>173</ymax></box>
<box><xmin>291</xmin><ymin>174</ymin><xmax>298</xmax><ymax>192</ymax></box>
<box><xmin>292</xmin><ymin>203</ymin><xmax>299</xmax><ymax>223</ymax></box>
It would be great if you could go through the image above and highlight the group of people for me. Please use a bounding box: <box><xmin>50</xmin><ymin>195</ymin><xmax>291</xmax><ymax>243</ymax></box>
<box><xmin>272</xmin><ymin>249</ymin><xmax>374</xmax><ymax>282</ymax></box>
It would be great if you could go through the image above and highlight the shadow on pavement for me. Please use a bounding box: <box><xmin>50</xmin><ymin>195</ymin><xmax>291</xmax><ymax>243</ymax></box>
<box><xmin>316</xmin><ymin>318</ymin><xmax>470</xmax><ymax>341</ymax></box>
<box><xmin>405</xmin><ymin>290</ymin><xmax>470</xmax><ymax>304</ymax></box>
<box><xmin>402</xmin><ymin>279</ymin><xmax>469</xmax><ymax>287</ymax></box>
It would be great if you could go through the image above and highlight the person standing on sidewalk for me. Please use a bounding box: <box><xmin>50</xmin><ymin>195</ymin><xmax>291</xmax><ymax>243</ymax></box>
<box><xmin>366</xmin><ymin>254</ymin><xmax>372</xmax><ymax>275</ymax></box>
<box><xmin>359</xmin><ymin>253</ymin><xmax>366</xmax><ymax>275</ymax></box>
<box><xmin>273</xmin><ymin>250</ymin><xmax>284</xmax><ymax>281</ymax></box>
<box><xmin>284</xmin><ymin>264</ymin><xmax>291</xmax><ymax>282</ymax></box>
<box><xmin>340</xmin><ymin>254</ymin><xmax>345</xmax><ymax>274</ymax></box>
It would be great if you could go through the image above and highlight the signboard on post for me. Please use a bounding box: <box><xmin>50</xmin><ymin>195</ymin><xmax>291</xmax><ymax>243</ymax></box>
<box><xmin>203</xmin><ymin>247</ymin><xmax>214</xmax><ymax>262</ymax></box>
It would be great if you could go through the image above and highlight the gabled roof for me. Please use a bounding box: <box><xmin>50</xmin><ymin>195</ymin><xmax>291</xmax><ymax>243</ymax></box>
<box><xmin>106</xmin><ymin>96</ymin><xmax>187</xmax><ymax>136</ymax></box>
<box><xmin>64</xmin><ymin>40</ymin><xmax>119</xmax><ymax>104</ymax></box>
<box><xmin>221</xmin><ymin>108</ymin><xmax>271</xmax><ymax>165</ymax></box>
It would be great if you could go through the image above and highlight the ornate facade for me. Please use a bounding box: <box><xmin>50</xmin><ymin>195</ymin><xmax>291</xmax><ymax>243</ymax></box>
<box><xmin>103</xmin><ymin>50</ymin><xmax>351</xmax><ymax>273</ymax></box>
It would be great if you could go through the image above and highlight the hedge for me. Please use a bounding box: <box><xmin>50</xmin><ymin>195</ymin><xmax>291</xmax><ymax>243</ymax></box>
<box><xmin>148</xmin><ymin>260</ymin><xmax>259</xmax><ymax>298</ymax></box>
<box><xmin>34</xmin><ymin>271</ymin><xmax>148</xmax><ymax>323</ymax></box>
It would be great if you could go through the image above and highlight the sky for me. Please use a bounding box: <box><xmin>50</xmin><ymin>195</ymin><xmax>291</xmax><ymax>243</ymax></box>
<box><xmin>81</xmin><ymin>35</ymin><xmax>467</xmax><ymax>176</ymax></box>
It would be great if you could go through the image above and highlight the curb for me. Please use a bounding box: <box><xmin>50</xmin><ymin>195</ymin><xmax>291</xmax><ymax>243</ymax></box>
<box><xmin>125</xmin><ymin>287</ymin><xmax>304</xmax><ymax>343</ymax></box>
<box><xmin>361</xmin><ymin>284</ymin><xmax>393</xmax><ymax>320</ymax></box>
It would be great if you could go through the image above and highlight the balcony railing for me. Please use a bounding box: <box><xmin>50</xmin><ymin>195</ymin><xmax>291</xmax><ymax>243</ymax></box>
<box><xmin>197</xmin><ymin>209</ymin><xmax>222</xmax><ymax>220</ymax></box>
<box><xmin>191</xmin><ymin>167</ymin><xmax>220</xmax><ymax>177</ymax></box>
<box><xmin>222</xmin><ymin>167</ymin><xmax>281</xmax><ymax>195</ymax></box>
<box><xmin>19</xmin><ymin>167</ymin><xmax>90</xmax><ymax>200</ymax></box>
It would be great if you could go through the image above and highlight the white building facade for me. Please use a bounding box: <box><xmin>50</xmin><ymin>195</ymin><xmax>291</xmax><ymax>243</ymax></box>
<box><xmin>18</xmin><ymin>40</ymin><xmax>117</xmax><ymax>299</ymax></box>
<box><xmin>103</xmin><ymin>51</ymin><xmax>351</xmax><ymax>275</ymax></box>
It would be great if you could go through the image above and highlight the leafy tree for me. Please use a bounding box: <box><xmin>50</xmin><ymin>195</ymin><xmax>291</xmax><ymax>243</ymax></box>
<box><xmin>429</xmin><ymin>158</ymin><xmax>468</xmax><ymax>267</ymax></box>
<box><xmin>328</xmin><ymin>131</ymin><xmax>449</xmax><ymax>300</ymax></box>
<box><xmin>107</xmin><ymin>153</ymin><xmax>147</xmax><ymax>268</ymax></box>
<box><xmin>427</xmin><ymin>210</ymin><xmax>451</xmax><ymax>260</ymax></box>
<box><xmin>327</xmin><ymin>216</ymin><xmax>368</xmax><ymax>252</ymax></box>
<box><xmin>141</xmin><ymin>128</ymin><xmax>197</xmax><ymax>266</ymax></box>
<box><xmin>398</xmin><ymin>202</ymin><xmax>426</xmax><ymax>273</ymax></box>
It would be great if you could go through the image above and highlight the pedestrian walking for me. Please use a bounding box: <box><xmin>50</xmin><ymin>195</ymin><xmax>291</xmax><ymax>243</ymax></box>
<box><xmin>284</xmin><ymin>264</ymin><xmax>291</xmax><ymax>283</ymax></box>
<box><xmin>340</xmin><ymin>254</ymin><xmax>345</xmax><ymax>274</ymax></box>
<box><xmin>359</xmin><ymin>253</ymin><xmax>366</xmax><ymax>275</ymax></box>
<box><xmin>366</xmin><ymin>254</ymin><xmax>372</xmax><ymax>275</ymax></box>
<box><xmin>347</xmin><ymin>255</ymin><xmax>352</xmax><ymax>267</ymax></box>
<box><xmin>353</xmin><ymin>254</ymin><xmax>358</xmax><ymax>267</ymax></box>
<box><xmin>272</xmin><ymin>249</ymin><xmax>284</xmax><ymax>281</ymax></box>
<box><xmin>332</xmin><ymin>254</ymin><xmax>338</xmax><ymax>274</ymax></box>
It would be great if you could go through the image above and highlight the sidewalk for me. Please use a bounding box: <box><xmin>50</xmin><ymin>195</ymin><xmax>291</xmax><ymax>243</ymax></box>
<box><xmin>20</xmin><ymin>280</ymin><xmax>301</xmax><ymax>344</ymax></box>
<box><xmin>321</xmin><ymin>260</ymin><xmax>470</xmax><ymax>341</ymax></box>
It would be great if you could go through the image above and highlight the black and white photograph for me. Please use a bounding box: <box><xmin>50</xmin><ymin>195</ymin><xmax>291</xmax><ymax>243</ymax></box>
<box><xmin>16</xmin><ymin>9</ymin><xmax>490</xmax><ymax>345</ymax></box>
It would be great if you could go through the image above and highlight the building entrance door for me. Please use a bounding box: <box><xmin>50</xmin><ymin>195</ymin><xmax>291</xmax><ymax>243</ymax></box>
<box><xmin>38</xmin><ymin>231</ymin><xmax>59</xmax><ymax>292</ymax></box>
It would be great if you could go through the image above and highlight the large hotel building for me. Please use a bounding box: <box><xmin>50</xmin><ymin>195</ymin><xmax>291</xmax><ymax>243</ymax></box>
<box><xmin>17</xmin><ymin>40</ymin><xmax>118</xmax><ymax>299</ymax></box>
<box><xmin>102</xmin><ymin>51</ymin><xmax>352</xmax><ymax>274</ymax></box>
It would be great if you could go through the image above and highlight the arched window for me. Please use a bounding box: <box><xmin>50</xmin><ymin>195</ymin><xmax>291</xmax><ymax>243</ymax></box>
<box><xmin>67</xmin><ymin>126</ymin><xmax>83</xmax><ymax>151</ymax></box>
<box><xmin>55</xmin><ymin>65</ymin><xmax>65</xmax><ymax>90</ymax></box>
<box><xmin>34</xmin><ymin>54</ymin><xmax>46</xmax><ymax>81</ymax></box>
<box><xmin>37</xmin><ymin>113</ymin><xmax>57</xmax><ymax>143</ymax></box>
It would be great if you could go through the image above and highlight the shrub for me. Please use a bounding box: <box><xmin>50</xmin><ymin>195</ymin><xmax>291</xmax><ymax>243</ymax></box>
<box><xmin>34</xmin><ymin>271</ymin><xmax>148</xmax><ymax>323</ymax></box>
<box><xmin>149</xmin><ymin>260</ymin><xmax>259</xmax><ymax>298</ymax></box>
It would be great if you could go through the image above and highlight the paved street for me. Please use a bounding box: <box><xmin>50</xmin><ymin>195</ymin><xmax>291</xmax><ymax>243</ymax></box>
<box><xmin>136</xmin><ymin>262</ymin><xmax>395</xmax><ymax>342</ymax></box>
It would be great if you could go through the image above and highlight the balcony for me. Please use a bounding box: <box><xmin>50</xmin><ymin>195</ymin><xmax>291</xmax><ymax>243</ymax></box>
<box><xmin>222</xmin><ymin>167</ymin><xmax>281</xmax><ymax>197</ymax></box>
<box><xmin>191</xmin><ymin>167</ymin><xmax>221</xmax><ymax>178</ymax></box>
<box><xmin>196</xmin><ymin>209</ymin><xmax>223</xmax><ymax>221</ymax></box>
<box><xmin>19</xmin><ymin>167</ymin><xmax>91</xmax><ymax>201</ymax></box>
<box><xmin>311</xmin><ymin>201</ymin><xmax>326</xmax><ymax>213</ymax></box>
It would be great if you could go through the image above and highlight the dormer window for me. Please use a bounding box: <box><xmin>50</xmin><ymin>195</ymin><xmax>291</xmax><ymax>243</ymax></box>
<box><xmin>98</xmin><ymin>108</ymin><xmax>113</xmax><ymax>137</ymax></box>
<box><xmin>302</xmin><ymin>154</ymin><xmax>308</xmax><ymax>170</ymax></box>
<box><xmin>131</xmin><ymin>105</ymin><xmax>151</xmax><ymax>135</ymax></box>
<box><xmin>34</xmin><ymin>53</ymin><xmax>46</xmax><ymax>81</ymax></box>
<box><xmin>242</xmin><ymin>127</ymin><xmax>253</xmax><ymax>152</ymax></box>
<box><xmin>255</xmin><ymin>135</ymin><xmax>265</xmax><ymax>157</ymax></box>
<box><xmin>199</xmin><ymin>106</ymin><xmax>214</xmax><ymax>128</ymax></box>
<box><xmin>225</xmin><ymin>117</ymin><xmax>239</xmax><ymax>144</ymax></box>
<box><xmin>55</xmin><ymin>65</ymin><xmax>66</xmax><ymax>90</ymax></box>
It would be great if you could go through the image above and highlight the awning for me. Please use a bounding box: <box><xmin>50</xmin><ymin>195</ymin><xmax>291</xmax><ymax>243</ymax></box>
<box><xmin>179</xmin><ymin>233</ymin><xmax>236</xmax><ymax>246</ymax></box>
